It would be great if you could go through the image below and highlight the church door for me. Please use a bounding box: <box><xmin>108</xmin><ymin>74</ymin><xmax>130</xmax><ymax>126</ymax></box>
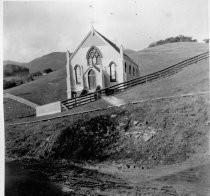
<box><xmin>88</xmin><ymin>70</ymin><xmax>96</xmax><ymax>90</ymax></box>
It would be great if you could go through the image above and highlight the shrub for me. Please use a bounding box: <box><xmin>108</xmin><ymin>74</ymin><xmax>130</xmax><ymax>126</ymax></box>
<box><xmin>24</xmin><ymin>74</ymin><xmax>34</xmax><ymax>82</ymax></box>
<box><xmin>4</xmin><ymin>64</ymin><xmax>29</xmax><ymax>77</ymax></box>
<box><xmin>3</xmin><ymin>79</ymin><xmax>23</xmax><ymax>89</ymax></box>
<box><xmin>32</xmin><ymin>71</ymin><xmax>42</xmax><ymax>77</ymax></box>
<box><xmin>43</xmin><ymin>68</ymin><xmax>53</xmax><ymax>74</ymax></box>
<box><xmin>80</xmin><ymin>87</ymin><xmax>89</xmax><ymax>96</ymax></box>
<box><xmin>203</xmin><ymin>39</ymin><xmax>209</xmax><ymax>43</ymax></box>
<box><xmin>105</xmin><ymin>87</ymin><xmax>114</xmax><ymax>96</ymax></box>
<box><xmin>148</xmin><ymin>35</ymin><xmax>197</xmax><ymax>48</ymax></box>
<box><xmin>49</xmin><ymin>115</ymin><xmax>120</xmax><ymax>160</ymax></box>
<box><xmin>94</xmin><ymin>85</ymin><xmax>102</xmax><ymax>99</ymax></box>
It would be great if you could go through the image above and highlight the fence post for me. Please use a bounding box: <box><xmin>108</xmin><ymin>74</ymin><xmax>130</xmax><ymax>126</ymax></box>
<box><xmin>75</xmin><ymin>97</ymin><xmax>77</xmax><ymax>107</ymax></box>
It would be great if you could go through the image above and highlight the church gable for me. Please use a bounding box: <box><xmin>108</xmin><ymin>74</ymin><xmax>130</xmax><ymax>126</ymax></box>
<box><xmin>81</xmin><ymin>32</ymin><xmax>106</xmax><ymax>48</ymax></box>
<box><xmin>70</xmin><ymin>28</ymin><xmax>121</xmax><ymax>62</ymax></box>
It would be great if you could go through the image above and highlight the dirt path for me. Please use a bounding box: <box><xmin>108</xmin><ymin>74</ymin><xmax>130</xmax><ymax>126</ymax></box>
<box><xmin>5</xmin><ymin>155</ymin><xmax>210</xmax><ymax>196</ymax></box>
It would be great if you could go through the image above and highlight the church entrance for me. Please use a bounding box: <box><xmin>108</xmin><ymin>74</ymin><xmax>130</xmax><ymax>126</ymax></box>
<box><xmin>88</xmin><ymin>69</ymin><xmax>96</xmax><ymax>90</ymax></box>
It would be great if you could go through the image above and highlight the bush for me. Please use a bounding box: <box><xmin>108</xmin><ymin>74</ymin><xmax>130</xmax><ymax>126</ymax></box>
<box><xmin>49</xmin><ymin>115</ymin><xmax>120</xmax><ymax>160</ymax></box>
<box><xmin>32</xmin><ymin>71</ymin><xmax>42</xmax><ymax>77</ymax></box>
<box><xmin>148</xmin><ymin>35</ymin><xmax>197</xmax><ymax>48</ymax></box>
<box><xmin>203</xmin><ymin>39</ymin><xmax>209</xmax><ymax>43</ymax></box>
<box><xmin>3</xmin><ymin>79</ymin><xmax>23</xmax><ymax>89</ymax></box>
<box><xmin>4</xmin><ymin>64</ymin><xmax>29</xmax><ymax>77</ymax></box>
<box><xmin>43</xmin><ymin>68</ymin><xmax>53</xmax><ymax>74</ymax></box>
<box><xmin>80</xmin><ymin>87</ymin><xmax>89</xmax><ymax>96</ymax></box>
<box><xmin>105</xmin><ymin>87</ymin><xmax>114</xmax><ymax>96</ymax></box>
<box><xmin>94</xmin><ymin>85</ymin><xmax>102</xmax><ymax>99</ymax></box>
<box><xmin>24</xmin><ymin>74</ymin><xmax>34</xmax><ymax>82</ymax></box>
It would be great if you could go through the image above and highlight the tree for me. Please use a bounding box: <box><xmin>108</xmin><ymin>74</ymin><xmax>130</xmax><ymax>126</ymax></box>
<box><xmin>32</xmin><ymin>71</ymin><xmax>42</xmax><ymax>77</ymax></box>
<box><xmin>43</xmin><ymin>68</ymin><xmax>53</xmax><ymax>74</ymax></box>
<box><xmin>203</xmin><ymin>39</ymin><xmax>209</xmax><ymax>43</ymax></box>
<box><xmin>148</xmin><ymin>35</ymin><xmax>197</xmax><ymax>48</ymax></box>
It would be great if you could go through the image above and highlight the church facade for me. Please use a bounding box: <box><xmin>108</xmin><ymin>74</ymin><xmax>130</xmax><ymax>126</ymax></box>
<box><xmin>66</xmin><ymin>27</ymin><xmax>140</xmax><ymax>99</ymax></box>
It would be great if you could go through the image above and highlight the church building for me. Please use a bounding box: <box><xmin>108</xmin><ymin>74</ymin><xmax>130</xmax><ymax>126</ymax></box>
<box><xmin>66</xmin><ymin>27</ymin><xmax>140</xmax><ymax>99</ymax></box>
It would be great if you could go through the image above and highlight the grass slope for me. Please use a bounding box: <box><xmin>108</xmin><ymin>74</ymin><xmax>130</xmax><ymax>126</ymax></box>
<box><xmin>128</xmin><ymin>42</ymin><xmax>209</xmax><ymax>75</ymax></box>
<box><xmin>5</xmin><ymin>68</ymin><xmax>67</xmax><ymax>105</ymax></box>
<box><xmin>5</xmin><ymin>93</ymin><xmax>209</xmax><ymax>169</ymax></box>
<box><xmin>25</xmin><ymin>52</ymin><xmax>66</xmax><ymax>73</ymax></box>
<box><xmin>4</xmin><ymin>98</ymin><xmax>36</xmax><ymax>121</ymax></box>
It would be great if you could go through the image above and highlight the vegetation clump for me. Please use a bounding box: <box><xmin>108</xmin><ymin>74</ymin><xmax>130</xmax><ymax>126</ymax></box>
<box><xmin>148</xmin><ymin>35</ymin><xmax>197</xmax><ymax>48</ymax></box>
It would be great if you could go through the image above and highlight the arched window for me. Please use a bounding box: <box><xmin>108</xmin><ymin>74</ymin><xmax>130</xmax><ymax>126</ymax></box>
<box><xmin>129</xmin><ymin>65</ymin><xmax>131</xmax><ymax>74</ymax></box>
<box><xmin>133</xmin><ymin>67</ymin><xmax>135</xmax><ymax>76</ymax></box>
<box><xmin>124</xmin><ymin>62</ymin><xmax>127</xmax><ymax>73</ymax></box>
<box><xmin>86</xmin><ymin>46</ymin><xmax>102</xmax><ymax>66</ymax></box>
<box><xmin>109</xmin><ymin>62</ymin><xmax>117</xmax><ymax>82</ymax></box>
<box><xmin>74</xmin><ymin>65</ymin><xmax>81</xmax><ymax>84</ymax></box>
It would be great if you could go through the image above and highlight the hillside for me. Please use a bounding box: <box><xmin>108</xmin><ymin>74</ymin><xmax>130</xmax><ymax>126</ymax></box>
<box><xmin>5</xmin><ymin>42</ymin><xmax>209</xmax><ymax>106</ymax></box>
<box><xmin>5</xmin><ymin>68</ymin><xmax>67</xmax><ymax>105</ymax></box>
<box><xmin>3</xmin><ymin>60</ymin><xmax>26</xmax><ymax>67</ymax></box>
<box><xmin>127</xmin><ymin>42</ymin><xmax>209</xmax><ymax>75</ymax></box>
<box><xmin>4</xmin><ymin>52</ymin><xmax>66</xmax><ymax>73</ymax></box>
<box><xmin>25</xmin><ymin>52</ymin><xmax>66</xmax><ymax>73</ymax></box>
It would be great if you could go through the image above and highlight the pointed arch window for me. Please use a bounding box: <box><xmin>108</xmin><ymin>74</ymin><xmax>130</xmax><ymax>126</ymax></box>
<box><xmin>124</xmin><ymin>62</ymin><xmax>127</xmax><ymax>73</ymax></box>
<box><xmin>74</xmin><ymin>65</ymin><xmax>82</xmax><ymax>84</ymax></box>
<box><xmin>133</xmin><ymin>67</ymin><xmax>135</xmax><ymax>76</ymax></box>
<box><xmin>129</xmin><ymin>65</ymin><xmax>131</xmax><ymax>74</ymax></box>
<box><xmin>109</xmin><ymin>62</ymin><xmax>117</xmax><ymax>82</ymax></box>
<box><xmin>86</xmin><ymin>46</ymin><xmax>102</xmax><ymax>66</ymax></box>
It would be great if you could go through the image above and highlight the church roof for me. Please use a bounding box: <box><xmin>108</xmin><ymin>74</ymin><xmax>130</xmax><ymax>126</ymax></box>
<box><xmin>69</xmin><ymin>27</ymin><xmax>139</xmax><ymax>68</ymax></box>
<box><xmin>95</xmin><ymin>30</ymin><xmax>139</xmax><ymax>67</ymax></box>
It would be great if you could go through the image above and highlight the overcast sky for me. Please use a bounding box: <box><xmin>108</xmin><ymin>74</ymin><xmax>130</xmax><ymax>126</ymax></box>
<box><xmin>3</xmin><ymin>0</ymin><xmax>209</xmax><ymax>62</ymax></box>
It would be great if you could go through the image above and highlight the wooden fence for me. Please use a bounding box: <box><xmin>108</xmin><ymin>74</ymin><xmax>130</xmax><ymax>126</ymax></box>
<box><xmin>61</xmin><ymin>51</ymin><xmax>209</xmax><ymax>110</ymax></box>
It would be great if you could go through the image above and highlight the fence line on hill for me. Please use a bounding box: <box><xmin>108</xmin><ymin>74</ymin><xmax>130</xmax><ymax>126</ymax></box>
<box><xmin>61</xmin><ymin>51</ymin><xmax>209</xmax><ymax>110</ymax></box>
<box><xmin>6</xmin><ymin>91</ymin><xmax>209</xmax><ymax>127</ymax></box>
<box><xmin>4</xmin><ymin>93</ymin><xmax>39</xmax><ymax>108</ymax></box>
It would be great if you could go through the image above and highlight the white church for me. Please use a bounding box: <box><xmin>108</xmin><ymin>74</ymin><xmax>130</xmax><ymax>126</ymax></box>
<box><xmin>66</xmin><ymin>27</ymin><xmax>140</xmax><ymax>99</ymax></box>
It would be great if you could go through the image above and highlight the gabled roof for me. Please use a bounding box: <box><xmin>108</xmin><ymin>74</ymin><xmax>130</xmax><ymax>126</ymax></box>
<box><xmin>95</xmin><ymin>30</ymin><xmax>139</xmax><ymax>68</ymax></box>
<box><xmin>70</xmin><ymin>27</ymin><xmax>139</xmax><ymax>68</ymax></box>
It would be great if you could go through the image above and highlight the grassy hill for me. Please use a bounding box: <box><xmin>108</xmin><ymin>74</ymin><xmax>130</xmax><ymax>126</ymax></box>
<box><xmin>5</xmin><ymin>42</ymin><xmax>209</xmax><ymax>106</ymax></box>
<box><xmin>5</xmin><ymin>68</ymin><xmax>67</xmax><ymax>105</ymax></box>
<box><xmin>25</xmin><ymin>52</ymin><xmax>66</xmax><ymax>73</ymax></box>
<box><xmin>4</xmin><ymin>52</ymin><xmax>66</xmax><ymax>73</ymax></box>
<box><xmin>127</xmin><ymin>42</ymin><xmax>209</xmax><ymax>75</ymax></box>
<box><xmin>3</xmin><ymin>60</ymin><xmax>26</xmax><ymax>67</ymax></box>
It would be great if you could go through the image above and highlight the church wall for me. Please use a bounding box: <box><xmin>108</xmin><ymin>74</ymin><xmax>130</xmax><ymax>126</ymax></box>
<box><xmin>123</xmin><ymin>59</ymin><xmax>139</xmax><ymax>81</ymax></box>
<box><xmin>71</xmin><ymin>44</ymin><xmax>124</xmax><ymax>92</ymax></box>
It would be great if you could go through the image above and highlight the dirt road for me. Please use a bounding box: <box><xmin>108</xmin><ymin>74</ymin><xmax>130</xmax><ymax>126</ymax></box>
<box><xmin>5</xmin><ymin>155</ymin><xmax>210</xmax><ymax>196</ymax></box>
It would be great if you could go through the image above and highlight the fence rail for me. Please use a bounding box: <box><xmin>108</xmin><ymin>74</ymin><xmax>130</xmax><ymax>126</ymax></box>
<box><xmin>61</xmin><ymin>51</ymin><xmax>209</xmax><ymax>110</ymax></box>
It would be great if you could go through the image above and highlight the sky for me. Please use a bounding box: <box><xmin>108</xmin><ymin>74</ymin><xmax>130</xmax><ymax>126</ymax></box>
<box><xmin>3</xmin><ymin>0</ymin><xmax>209</xmax><ymax>62</ymax></box>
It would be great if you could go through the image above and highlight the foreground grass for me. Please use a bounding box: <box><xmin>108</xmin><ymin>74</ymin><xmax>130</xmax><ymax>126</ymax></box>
<box><xmin>5</xmin><ymin>94</ymin><xmax>209</xmax><ymax>168</ymax></box>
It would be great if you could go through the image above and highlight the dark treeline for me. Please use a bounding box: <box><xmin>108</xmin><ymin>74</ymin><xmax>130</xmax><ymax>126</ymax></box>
<box><xmin>4</xmin><ymin>64</ymin><xmax>29</xmax><ymax>77</ymax></box>
<box><xmin>148</xmin><ymin>35</ymin><xmax>197</xmax><ymax>48</ymax></box>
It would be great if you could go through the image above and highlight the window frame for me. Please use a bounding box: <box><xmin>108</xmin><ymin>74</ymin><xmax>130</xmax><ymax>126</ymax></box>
<box><xmin>74</xmin><ymin>65</ymin><xmax>82</xmax><ymax>84</ymax></box>
<box><xmin>86</xmin><ymin>46</ymin><xmax>102</xmax><ymax>66</ymax></box>
<box><xmin>109</xmin><ymin>62</ymin><xmax>117</xmax><ymax>82</ymax></box>
<box><xmin>129</xmin><ymin>65</ymin><xmax>131</xmax><ymax>74</ymax></box>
